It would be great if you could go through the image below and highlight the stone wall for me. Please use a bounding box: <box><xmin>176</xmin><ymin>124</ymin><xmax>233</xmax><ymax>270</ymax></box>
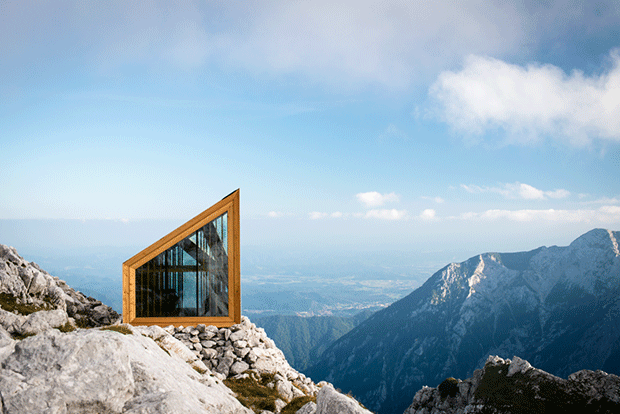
<box><xmin>169</xmin><ymin>317</ymin><xmax>319</xmax><ymax>402</ymax></box>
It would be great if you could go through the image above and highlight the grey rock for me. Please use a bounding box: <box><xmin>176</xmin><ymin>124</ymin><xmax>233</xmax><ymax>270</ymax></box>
<box><xmin>216</xmin><ymin>356</ymin><xmax>235</xmax><ymax>377</ymax></box>
<box><xmin>276</xmin><ymin>378</ymin><xmax>294</xmax><ymax>402</ymax></box>
<box><xmin>274</xmin><ymin>399</ymin><xmax>287</xmax><ymax>413</ymax></box>
<box><xmin>18</xmin><ymin>308</ymin><xmax>68</xmax><ymax>335</ymax></box>
<box><xmin>245</xmin><ymin>349</ymin><xmax>259</xmax><ymax>364</ymax></box>
<box><xmin>199</xmin><ymin>331</ymin><xmax>215</xmax><ymax>340</ymax></box>
<box><xmin>230</xmin><ymin>330</ymin><xmax>246</xmax><ymax>342</ymax></box>
<box><xmin>235</xmin><ymin>347</ymin><xmax>251</xmax><ymax>359</ymax></box>
<box><xmin>202</xmin><ymin>348</ymin><xmax>218</xmax><ymax>359</ymax></box>
<box><xmin>0</xmin><ymin>328</ymin><xmax>252</xmax><ymax>414</ymax></box>
<box><xmin>403</xmin><ymin>355</ymin><xmax>620</xmax><ymax>414</ymax></box>
<box><xmin>296</xmin><ymin>401</ymin><xmax>317</xmax><ymax>414</ymax></box>
<box><xmin>230</xmin><ymin>361</ymin><xmax>250</xmax><ymax>375</ymax></box>
<box><xmin>0</xmin><ymin>244</ymin><xmax>120</xmax><ymax>329</ymax></box>
<box><xmin>234</xmin><ymin>339</ymin><xmax>248</xmax><ymax>348</ymax></box>
<box><xmin>315</xmin><ymin>384</ymin><xmax>373</xmax><ymax>414</ymax></box>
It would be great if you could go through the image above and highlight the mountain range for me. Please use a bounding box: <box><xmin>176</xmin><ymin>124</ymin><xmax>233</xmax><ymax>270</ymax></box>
<box><xmin>307</xmin><ymin>228</ymin><xmax>620</xmax><ymax>414</ymax></box>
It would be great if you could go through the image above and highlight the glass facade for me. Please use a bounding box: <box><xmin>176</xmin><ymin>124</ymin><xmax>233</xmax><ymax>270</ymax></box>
<box><xmin>135</xmin><ymin>213</ymin><xmax>229</xmax><ymax>317</ymax></box>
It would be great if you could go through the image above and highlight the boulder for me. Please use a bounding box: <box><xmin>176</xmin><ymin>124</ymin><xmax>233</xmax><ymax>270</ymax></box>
<box><xmin>230</xmin><ymin>361</ymin><xmax>250</xmax><ymax>375</ymax></box>
<box><xmin>296</xmin><ymin>401</ymin><xmax>317</xmax><ymax>414</ymax></box>
<box><xmin>0</xmin><ymin>328</ymin><xmax>252</xmax><ymax>414</ymax></box>
<box><xmin>315</xmin><ymin>384</ymin><xmax>374</xmax><ymax>414</ymax></box>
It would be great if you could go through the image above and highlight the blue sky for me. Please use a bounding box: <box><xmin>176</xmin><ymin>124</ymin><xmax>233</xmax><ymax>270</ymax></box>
<box><xmin>1</xmin><ymin>1</ymin><xmax>620</xmax><ymax>264</ymax></box>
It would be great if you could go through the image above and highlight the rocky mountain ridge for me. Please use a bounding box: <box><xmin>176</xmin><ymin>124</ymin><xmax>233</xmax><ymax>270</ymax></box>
<box><xmin>0</xmin><ymin>243</ymin><xmax>372</xmax><ymax>414</ymax></box>
<box><xmin>308</xmin><ymin>228</ymin><xmax>620</xmax><ymax>414</ymax></box>
<box><xmin>404</xmin><ymin>355</ymin><xmax>620</xmax><ymax>413</ymax></box>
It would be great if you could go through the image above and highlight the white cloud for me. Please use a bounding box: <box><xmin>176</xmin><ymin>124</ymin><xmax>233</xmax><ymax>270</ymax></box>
<box><xmin>356</xmin><ymin>191</ymin><xmax>399</xmax><ymax>207</ymax></box>
<box><xmin>461</xmin><ymin>182</ymin><xmax>570</xmax><ymax>200</ymax></box>
<box><xmin>419</xmin><ymin>209</ymin><xmax>437</xmax><ymax>220</ymax></box>
<box><xmin>331</xmin><ymin>211</ymin><xmax>344</xmax><ymax>218</ymax></box>
<box><xmin>430</xmin><ymin>49</ymin><xmax>620</xmax><ymax>146</ymax></box>
<box><xmin>455</xmin><ymin>206</ymin><xmax>620</xmax><ymax>223</ymax></box>
<box><xmin>582</xmin><ymin>196</ymin><xmax>620</xmax><ymax>205</ymax></box>
<box><xmin>365</xmin><ymin>209</ymin><xmax>408</xmax><ymax>220</ymax></box>
<box><xmin>268</xmin><ymin>211</ymin><xmax>283</xmax><ymax>218</ymax></box>
<box><xmin>309</xmin><ymin>211</ymin><xmax>328</xmax><ymax>220</ymax></box>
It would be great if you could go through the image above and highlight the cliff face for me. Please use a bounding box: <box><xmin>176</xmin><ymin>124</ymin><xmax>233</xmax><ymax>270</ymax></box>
<box><xmin>308</xmin><ymin>229</ymin><xmax>620</xmax><ymax>414</ymax></box>
<box><xmin>404</xmin><ymin>355</ymin><xmax>620</xmax><ymax>414</ymax></box>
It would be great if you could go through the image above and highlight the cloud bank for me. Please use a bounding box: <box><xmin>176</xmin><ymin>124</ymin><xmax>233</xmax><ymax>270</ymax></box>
<box><xmin>461</xmin><ymin>182</ymin><xmax>571</xmax><ymax>200</ymax></box>
<box><xmin>455</xmin><ymin>206</ymin><xmax>620</xmax><ymax>223</ymax></box>
<box><xmin>430</xmin><ymin>49</ymin><xmax>620</xmax><ymax>146</ymax></box>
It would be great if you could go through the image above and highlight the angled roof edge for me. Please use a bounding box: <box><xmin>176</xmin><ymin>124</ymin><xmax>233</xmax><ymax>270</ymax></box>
<box><xmin>124</xmin><ymin>189</ymin><xmax>239</xmax><ymax>269</ymax></box>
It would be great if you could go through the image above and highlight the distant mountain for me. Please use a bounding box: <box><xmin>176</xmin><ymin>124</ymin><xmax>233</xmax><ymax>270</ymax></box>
<box><xmin>307</xmin><ymin>229</ymin><xmax>620</xmax><ymax>414</ymax></box>
<box><xmin>254</xmin><ymin>310</ymin><xmax>374</xmax><ymax>371</ymax></box>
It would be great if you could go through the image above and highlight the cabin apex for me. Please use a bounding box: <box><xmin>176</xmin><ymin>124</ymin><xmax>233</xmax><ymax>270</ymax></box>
<box><xmin>122</xmin><ymin>189</ymin><xmax>240</xmax><ymax>327</ymax></box>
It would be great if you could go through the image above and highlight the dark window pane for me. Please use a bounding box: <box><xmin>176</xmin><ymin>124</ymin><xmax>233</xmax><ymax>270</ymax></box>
<box><xmin>135</xmin><ymin>212</ymin><xmax>229</xmax><ymax>317</ymax></box>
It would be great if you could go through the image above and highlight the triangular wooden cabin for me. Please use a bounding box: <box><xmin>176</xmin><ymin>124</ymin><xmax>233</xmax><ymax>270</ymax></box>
<box><xmin>123</xmin><ymin>190</ymin><xmax>240</xmax><ymax>327</ymax></box>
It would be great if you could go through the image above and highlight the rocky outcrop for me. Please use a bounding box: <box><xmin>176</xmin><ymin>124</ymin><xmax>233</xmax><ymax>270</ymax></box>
<box><xmin>314</xmin><ymin>384</ymin><xmax>374</xmax><ymax>414</ymax></box>
<box><xmin>404</xmin><ymin>355</ymin><xmax>620</xmax><ymax>414</ymax></box>
<box><xmin>0</xmin><ymin>324</ymin><xmax>252</xmax><ymax>414</ymax></box>
<box><xmin>0</xmin><ymin>244</ymin><xmax>120</xmax><ymax>335</ymax></box>
<box><xmin>170</xmin><ymin>318</ymin><xmax>319</xmax><ymax>400</ymax></box>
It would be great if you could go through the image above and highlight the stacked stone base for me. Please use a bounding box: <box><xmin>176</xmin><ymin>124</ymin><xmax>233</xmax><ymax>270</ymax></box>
<box><xmin>167</xmin><ymin>316</ymin><xmax>319</xmax><ymax>401</ymax></box>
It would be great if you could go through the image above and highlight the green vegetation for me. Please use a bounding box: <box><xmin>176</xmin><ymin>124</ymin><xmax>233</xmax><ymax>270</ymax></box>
<box><xmin>192</xmin><ymin>365</ymin><xmax>208</xmax><ymax>374</ymax></box>
<box><xmin>11</xmin><ymin>332</ymin><xmax>36</xmax><ymax>340</ymax></box>
<box><xmin>438</xmin><ymin>377</ymin><xmax>459</xmax><ymax>398</ymax></box>
<box><xmin>0</xmin><ymin>293</ymin><xmax>53</xmax><ymax>315</ymax></box>
<box><xmin>100</xmin><ymin>325</ymin><xmax>133</xmax><ymax>335</ymax></box>
<box><xmin>224</xmin><ymin>373</ymin><xmax>279</xmax><ymax>413</ymax></box>
<box><xmin>74</xmin><ymin>315</ymin><xmax>90</xmax><ymax>329</ymax></box>
<box><xmin>474</xmin><ymin>362</ymin><xmax>618</xmax><ymax>413</ymax></box>
<box><xmin>57</xmin><ymin>321</ymin><xmax>76</xmax><ymax>333</ymax></box>
<box><xmin>281</xmin><ymin>396</ymin><xmax>316</xmax><ymax>414</ymax></box>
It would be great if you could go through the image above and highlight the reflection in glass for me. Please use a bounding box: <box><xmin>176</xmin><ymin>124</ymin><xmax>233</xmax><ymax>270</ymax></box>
<box><xmin>135</xmin><ymin>213</ymin><xmax>228</xmax><ymax>317</ymax></box>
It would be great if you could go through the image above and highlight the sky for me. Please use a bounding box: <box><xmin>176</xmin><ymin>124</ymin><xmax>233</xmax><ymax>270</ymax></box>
<box><xmin>1</xmin><ymin>0</ymin><xmax>620</xmax><ymax>269</ymax></box>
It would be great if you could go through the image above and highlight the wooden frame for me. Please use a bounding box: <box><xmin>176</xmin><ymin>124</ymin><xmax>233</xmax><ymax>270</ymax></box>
<box><xmin>123</xmin><ymin>189</ymin><xmax>240</xmax><ymax>327</ymax></box>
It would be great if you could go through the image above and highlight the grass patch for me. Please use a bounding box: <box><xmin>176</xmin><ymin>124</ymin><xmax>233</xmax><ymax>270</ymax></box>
<box><xmin>11</xmin><ymin>332</ymin><xmax>36</xmax><ymax>340</ymax></box>
<box><xmin>0</xmin><ymin>293</ymin><xmax>53</xmax><ymax>315</ymax></box>
<box><xmin>56</xmin><ymin>321</ymin><xmax>75</xmax><ymax>333</ymax></box>
<box><xmin>74</xmin><ymin>316</ymin><xmax>90</xmax><ymax>329</ymax></box>
<box><xmin>192</xmin><ymin>365</ymin><xmax>207</xmax><ymax>374</ymax></box>
<box><xmin>224</xmin><ymin>373</ymin><xmax>279</xmax><ymax>413</ymax></box>
<box><xmin>282</xmin><ymin>396</ymin><xmax>316</xmax><ymax>414</ymax></box>
<box><xmin>100</xmin><ymin>325</ymin><xmax>132</xmax><ymax>335</ymax></box>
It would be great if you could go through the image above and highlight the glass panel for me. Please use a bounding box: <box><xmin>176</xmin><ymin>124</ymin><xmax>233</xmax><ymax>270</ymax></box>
<box><xmin>135</xmin><ymin>212</ymin><xmax>229</xmax><ymax>317</ymax></box>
